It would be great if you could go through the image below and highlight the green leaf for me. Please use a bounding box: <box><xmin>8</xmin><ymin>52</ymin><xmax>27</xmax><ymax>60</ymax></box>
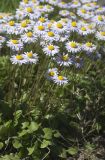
<box><xmin>0</xmin><ymin>142</ymin><xmax>4</xmax><ymax>149</ymax></box>
<box><xmin>54</xmin><ymin>131</ymin><xmax>61</xmax><ymax>138</ymax></box>
<box><xmin>40</xmin><ymin>140</ymin><xmax>51</xmax><ymax>148</ymax></box>
<box><xmin>18</xmin><ymin>129</ymin><xmax>28</xmax><ymax>137</ymax></box>
<box><xmin>22</xmin><ymin>122</ymin><xmax>29</xmax><ymax>129</ymax></box>
<box><xmin>14</xmin><ymin>110</ymin><xmax>22</xmax><ymax>119</ymax></box>
<box><xmin>27</xmin><ymin>146</ymin><xmax>35</xmax><ymax>155</ymax></box>
<box><xmin>43</xmin><ymin>128</ymin><xmax>53</xmax><ymax>140</ymax></box>
<box><xmin>28</xmin><ymin>122</ymin><xmax>39</xmax><ymax>133</ymax></box>
<box><xmin>12</xmin><ymin>140</ymin><xmax>22</xmax><ymax>149</ymax></box>
<box><xmin>67</xmin><ymin>147</ymin><xmax>78</xmax><ymax>155</ymax></box>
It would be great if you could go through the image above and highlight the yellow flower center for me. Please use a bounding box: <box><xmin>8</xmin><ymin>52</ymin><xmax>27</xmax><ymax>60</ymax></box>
<box><xmin>24</xmin><ymin>0</ymin><xmax>28</xmax><ymax>3</ymax></box>
<box><xmin>98</xmin><ymin>7</ymin><xmax>102</xmax><ymax>11</ymax></box>
<box><xmin>48</xmin><ymin>23</ymin><xmax>52</xmax><ymax>29</ymax></box>
<box><xmin>21</xmin><ymin>22</ymin><xmax>27</xmax><ymax>27</ymax></box>
<box><xmin>9</xmin><ymin>21</ymin><xmax>15</xmax><ymax>26</ymax></box>
<box><xmin>88</xmin><ymin>25</ymin><xmax>93</xmax><ymax>29</ymax></box>
<box><xmin>0</xmin><ymin>15</ymin><xmax>3</xmax><ymax>19</ymax></box>
<box><xmin>81</xmin><ymin>27</ymin><xmax>87</xmax><ymax>31</ymax></box>
<box><xmin>27</xmin><ymin>52</ymin><xmax>33</xmax><ymax>58</ymax></box>
<box><xmin>38</xmin><ymin>5</ymin><xmax>43</xmax><ymax>9</ymax></box>
<box><xmin>11</xmin><ymin>40</ymin><xmax>19</xmax><ymax>44</ymax></box>
<box><xmin>81</xmin><ymin>9</ymin><xmax>86</xmax><ymax>14</ymax></box>
<box><xmin>70</xmin><ymin>42</ymin><xmax>77</xmax><ymax>48</ymax></box>
<box><xmin>86</xmin><ymin>42</ymin><xmax>92</xmax><ymax>47</ymax></box>
<box><xmin>71</xmin><ymin>21</ymin><xmax>77</xmax><ymax>27</ymax></box>
<box><xmin>27</xmin><ymin>7</ymin><xmax>33</xmax><ymax>13</ymax></box>
<box><xmin>25</xmin><ymin>19</ymin><xmax>31</xmax><ymax>24</ymax></box>
<box><xmin>38</xmin><ymin>25</ymin><xmax>45</xmax><ymax>31</ymax></box>
<box><xmin>48</xmin><ymin>45</ymin><xmax>54</xmax><ymax>50</ymax></box>
<box><xmin>73</xmin><ymin>1</ymin><xmax>78</xmax><ymax>4</ymax></box>
<box><xmin>101</xmin><ymin>32</ymin><xmax>105</xmax><ymax>36</ymax></box>
<box><xmin>49</xmin><ymin>71</ymin><xmax>55</xmax><ymax>76</ymax></box>
<box><xmin>16</xmin><ymin>55</ymin><xmax>23</xmax><ymax>60</ymax></box>
<box><xmin>86</xmin><ymin>3</ymin><xmax>91</xmax><ymax>7</ymax></box>
<box><xmin>27</xmin><ymin>32</ymin><xmax>33</xmax><ymax>37</ymax></box>
<box><xmin>47</xmin><ymin>32</ymin><xmax>54</xmax><ymax>37</ymax></box>
<box><xmin>56</xmin><ymin>23</ymin><xmax>63</xmax><ymax>29</ymax></box>
<box><xmin>70</xmin><ymin>12</ymin><xmax>75</xmax><ymax>16</ymax></box>
<box><xmin>39</xmin><ymin>17</ymin><xmax>46</xmax><ymax>23</ymax></box>
<box><xmin>58</xmin><ymin>76</ymin><xmax>64</xmax><ymax>80</ymax></box>
<box><xmin>61</xmin><ymin>2</ymin><xmax>66</xmax><ymax>5</ymax></box>
<box><xmin>98</xmin><ymin>16</ymin><xmax>103</xmax><ymax>21</ymax></box>
<box><xmin>46</xmin><ymin>5</ymin><xmax>51</xmax><ymax>9</ymax></box>
<box><xmin>62</xmin><ymin>55</ymin><xmax>69</xmax><ymax>61</ymax></box>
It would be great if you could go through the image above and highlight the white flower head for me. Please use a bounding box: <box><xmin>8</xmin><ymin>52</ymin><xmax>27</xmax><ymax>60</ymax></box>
<box><xmin>7</xmin><ymin>39</ymin><xmax>23</xmax><ymax>51</ymax></box>
<box><xmin>66</xmin><ymin>41</ymin><xmax>81</xmax><ymax>53</ymax></box>
<box><xmin>23</xmin><ymin>51</ymin><xmax>38</xmax><ymax>64</ymax></box>
<box><xmin>10</xmin><ymin>54</ymin><xmax>27</xmax><ymax>65</ymax></box>
<box><xmin>21</xmin><ymin>31</ymin><xmax>37</xmax><ymax>44</ymax></box>
<box><xmin>96</xmin><ymin>31</ymin><xmax>105</xmax><ymax>41</ymax></box>
<box><xmin>53</xmin><ymin>75</ymin><xmax>68</xmax><ymax>85</ymax></box>
<box><xmin>43</xmin><ymin>44</ymin><xmax>59</xmax><ymax>56</ymax></box>
<box><xmin>82</xmin><ymin>42</ymin><xmax>96</xmax><ymax>53</ymax></box>
<box><xmin>56</xmin><ymin>53</ymin><xmax>73</xmax><ymax>66</ymax></box>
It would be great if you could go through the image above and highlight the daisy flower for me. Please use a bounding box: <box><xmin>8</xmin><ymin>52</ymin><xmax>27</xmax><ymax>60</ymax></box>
<box><xmin>43</xmin><ymin>31</ymin><xmax>60</xmax><ymax>42</ymax></box>
<box><xmin>77</xmin><ymin>9</ymin><xmax>93</xmax><ymax>19</ymax></box>
<box><xmin>34</xmin><ymin>24</ymin><xmax>47</xmax><ymax>36</ymax></box>
<box><xmin>96</xmin><ymin>31</ymin><xmax>105</xmax><ymax>41</ymax></box>
<box><xmin>0</xmin><ymin>36</ymin><xmax>6</xmax><ymax>44</ymax></box>
<box><xmin>10</xmin><ymin>54</ymin><xmax>27</xmax><ymax>65</ymax></box>
<box><xmin>21</xmin><ymin>31</ymin><xmax>37</xmax><ymax>44</ymax></box>
<box><xmin>48</xmin><ymin>0</ymin><xmax>59</xmax><ymax>6</ymax></box>
<box><xmin>52</xmin><ymin>22</ymin><xmax>67</xmax><ymax>34</ymax></box>
<box><xmin>59</xmin><ymin>10</ymin><xmax>70</xmax><ymax>17</ymax></box>
<box><xmin>68</xmin><ymin>21</ymin><xmax>79</xmax><ymax>32</ymax></box>
<box><xmin>78</xmin><ymin>26</ymin><xmax>95</xmax><ymax>36</ymax></box>
<box><xmin>17</xmin><ymin>21</ymin><xmax>33</xmax><ymax>34</ymax></box>
<box><xmin>6</xmin><ymin>20</ymin><xmax>19</xmax><ymax>35</ymax></box>
<box><xmin>66</xmin><ymin>41</ymin><xmax>81</xmax><ymax>53</ymax></box>
<box><xmin>82</xmin><ymin>42</ymin><xmax>96</xmax><ymax>53</ymax></box>
<box><xmin>37</xmin><ymin>17</ymin><xmax>48</xmax><ymax>26</ymax></box>
<box><xmin>80</xmin><ymin>0</ymin><xmax>97</xmax><ymax>3</ymax></box>
<box><xmin>58</xmin><ymin>2</ymin><xmax>68</xmax><ymax>9</ymax></box>
<box><xmin>53</xmin><ymin>75</ymin><xmax>68</xmax><ymax>85</ymax></box>
<box><xmin>95</xmin><ymin>7</ymin><xmax>105</xmax><ymax>14</ymax></box>
<box><xmin>23</xmin><ymin>51</ymin><xmax>38</xmax><ymax>64</ymax></box>
<box><xmin>82</xmin><ymin>2</ymin><xmax>98</xmax><ymax>11</ymax></box>
<box><xmin>44</xmin><ymin>5</ymin><xmax>54</xmax><ymax>13</ymax></box>
<box><xmin>43</xmin><ymin>44</ymin><xmax>59</xmax><ymax>56</ymax></box>
<box><xmin>47</xmin><ymin>68</ymin><xmax>58</xmax><ymax>80</ymax></box>
<box><xmin>70</xmin><ymin>1</ymin><xmax>81</xmax><ymax>9</ymax></box>
<box><xmin>92</xmin><ymin>15</ymin><xmax>105</xmax><ymax>26</ymax></box>
<box><xmin>7</xmin><ymin>39</ymin><xmax>23</xmax><ymax>51</ymax></box>
<box><xmin>56</xmin><ymin>53</ymin><xmax>73</xmax><ymax>66</ymax></box>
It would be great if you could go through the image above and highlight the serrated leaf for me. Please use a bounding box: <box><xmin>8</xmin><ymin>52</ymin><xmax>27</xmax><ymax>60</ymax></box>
<box><xmin>43</xmin><ymin>128</ymin><xmax>53</xmax><ymax>140</ymax></box>
<box><xmin>12</xmin><ymin>140</ymin><xmax>22</xmax><ymax>149</ymax></box>
<box><xmin>27</xmin><ymin>146</ymin><xmax>35</xmax><ymax>155</ymax></box>
<box><xmin>0</xmin><ymin>142</ymin><xmax>4</xmax><ymax>149</ymax></box>
<box><xmin>40</xmin><ymin>140</ymin><xmax>51</xmax><ymax>148</ymax></box>
<box><xmin>67</xmin><ymin>147</ymin><xmax>78</xmax><ymax>155</ymax></box>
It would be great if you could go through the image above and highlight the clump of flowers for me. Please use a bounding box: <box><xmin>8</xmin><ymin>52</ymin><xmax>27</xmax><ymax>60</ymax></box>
<box><xmin>0</xmin><ymin>0</ymin><xmax>104</xmax><ymax>85</ymax></box>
